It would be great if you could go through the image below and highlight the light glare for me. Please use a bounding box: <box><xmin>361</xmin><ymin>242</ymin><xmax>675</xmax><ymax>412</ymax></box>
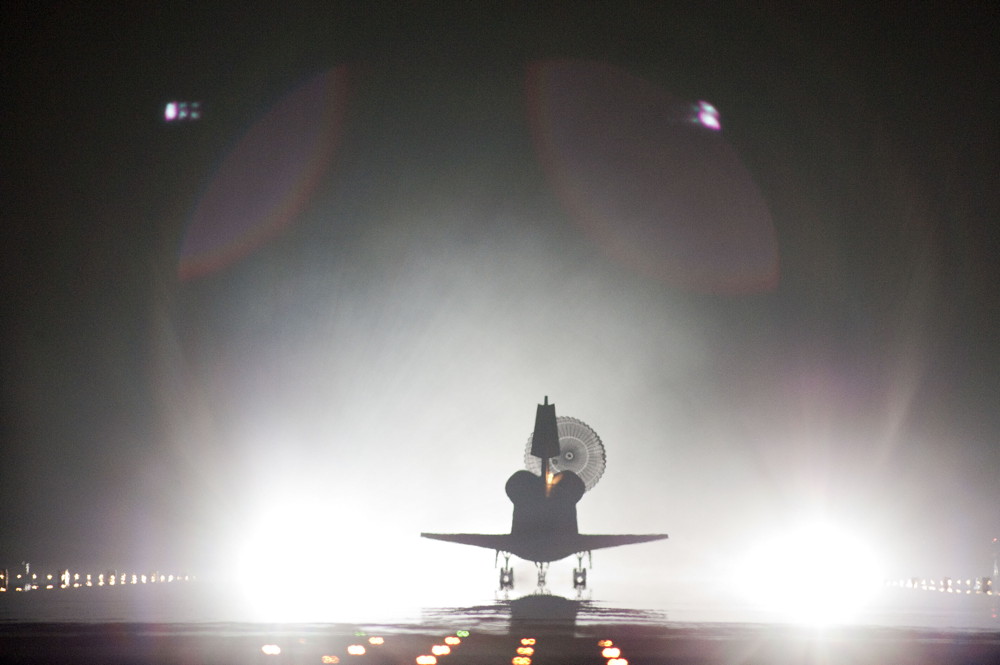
<box><xmin>734</xmin><ymin>520</ymin><xmax>883</xmax><ymax>624</ymax></box>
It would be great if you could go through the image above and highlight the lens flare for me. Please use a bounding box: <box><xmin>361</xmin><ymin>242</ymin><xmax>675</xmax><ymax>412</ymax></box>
<box><xmin>526</xmin><ymin>59</ymin><xmax>777</xmax><ymax>293</ymax></box>
<box><xmin>233</xmin><ymin>493</ymin><xmax>409</xmax><ymax>622</ymax></box>
<box><xmin>179</xmin><ymin>67</ymin><xmax>350</xmax><ymax>280</ymax></box>
<box><xmin>734</xmin><ymin>520</ymin><xmax>884</xmax><ymax>624</ymax></box>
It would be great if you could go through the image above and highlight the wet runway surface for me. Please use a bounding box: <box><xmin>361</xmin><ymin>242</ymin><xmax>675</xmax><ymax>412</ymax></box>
<box><xmin>4</xmin><ymin>583</ymin><xmax>1000</xmax><ymax>664</ymax></box>
<box><xmin>5</xmin><ymin>619</ymin><xmax>1000</xmax><ymax>665</ymax></box>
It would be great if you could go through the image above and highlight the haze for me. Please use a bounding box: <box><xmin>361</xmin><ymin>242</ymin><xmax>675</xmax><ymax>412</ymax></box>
<box><xmin>3</xmin><ymin>4</ymin><xmax>997</xmax><ymax>622</ymax></box>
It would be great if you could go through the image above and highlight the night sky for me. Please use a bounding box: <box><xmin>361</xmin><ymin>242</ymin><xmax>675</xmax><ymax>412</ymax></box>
<box><xmin>3</xmin><ymin>2</ymin><xmax>999</xmax><ymax>613</ymax></box>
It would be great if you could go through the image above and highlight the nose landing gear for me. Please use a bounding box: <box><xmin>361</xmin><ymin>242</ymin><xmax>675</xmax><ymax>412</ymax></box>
<box><xmin>535</xmin><ymin>562</ymin><xmax>549</xmax><ymax>590</ymax></box>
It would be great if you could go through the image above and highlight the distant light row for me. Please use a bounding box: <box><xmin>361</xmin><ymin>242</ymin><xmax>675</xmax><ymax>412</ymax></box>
<box><xmin>0</xmin><ymin>569</ymin><xmax>191</xmax><ymax>592</ymax></box>
<box><xmin>885</xmin><ymin>577</ymin><xmax>994</xmax><ymax>594</ymax></box>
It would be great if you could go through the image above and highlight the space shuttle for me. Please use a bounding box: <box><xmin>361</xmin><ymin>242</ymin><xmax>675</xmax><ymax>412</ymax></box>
<box><xmin>421</xmin><ymin>397</ymin><xmax>668</xmax><ymax>589</ymax></box>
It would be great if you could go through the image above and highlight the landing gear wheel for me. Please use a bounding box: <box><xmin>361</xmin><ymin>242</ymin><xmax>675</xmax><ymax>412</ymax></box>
<box><xmin>535</xmin><ymin>562</ymin><xmax>549</xmax><ymax>589</ymax></box>
<box><xmin>573</xmin><ymin>567</ymin><xmax>587</xmax><ymax>591</ymax></box>
<box><xmin>500</xmin><ymin>567</ymin><xmax>514</xmax><ymax>590</ymax></box>
<box><xmin>573</xmin><ymin>551</ymin><xmax>591</xmax><ymax>591</ymax></box>
<box><xmin>497</xmin><ymin>552</ymin><xmax>514</xmax><ymax>591</ymax></box>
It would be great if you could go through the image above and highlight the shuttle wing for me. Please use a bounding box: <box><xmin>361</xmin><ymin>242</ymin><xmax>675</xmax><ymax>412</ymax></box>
<box><xmin>570</xmin><ymin>533</ymin><xmax>670</xmax><ymax>550</ymax></box>
<box><xmin>421</xmin><ymin>532</ymin><xmax>668</xmax><ymax>563</ymax></box>
<box><xmin>420</xmin><ymin>533</ymin><xmax>514</xmax><ymax>550</ymax></box>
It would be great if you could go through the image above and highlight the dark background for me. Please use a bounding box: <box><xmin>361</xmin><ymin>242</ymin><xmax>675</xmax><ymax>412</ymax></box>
<box><xmin>2</xmin><ymin>1</ymin><xmax>998</xmax><ymax>599</ymax></box>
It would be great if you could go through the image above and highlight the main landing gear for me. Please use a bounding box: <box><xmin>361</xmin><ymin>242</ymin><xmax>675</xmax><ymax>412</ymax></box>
<box><xmin>573</xmin><ymin>551</ymin><xmax>592</xmax><ymax>591</ymax></box>
<box><xmin>498</xmin><ymin>552</ymin><xmax>514</xmax><ymax>591</ymax></box>
<box><xmin>496</xmin><ymin>550</ymin><xmax>593</xmax><ymax>592</ymax></box>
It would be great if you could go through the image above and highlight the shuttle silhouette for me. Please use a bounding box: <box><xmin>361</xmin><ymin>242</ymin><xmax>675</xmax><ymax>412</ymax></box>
<box><xmin>422</xmin><ymin>397</ymin><xmax>668</xmax><ymax>589</ymax></box>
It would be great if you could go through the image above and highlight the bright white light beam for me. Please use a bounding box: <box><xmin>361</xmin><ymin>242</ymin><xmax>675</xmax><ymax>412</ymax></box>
<box><xmin>733</xmin><ymin>519</ymin><xmax>884</xmax><ymax>625</ymax></box>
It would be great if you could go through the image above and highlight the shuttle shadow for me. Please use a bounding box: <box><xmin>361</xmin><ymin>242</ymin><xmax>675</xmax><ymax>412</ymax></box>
<box><xmin>423</xmin><ymin>592</ymin><xmax>666</xmax><ymax>636</ymax></box>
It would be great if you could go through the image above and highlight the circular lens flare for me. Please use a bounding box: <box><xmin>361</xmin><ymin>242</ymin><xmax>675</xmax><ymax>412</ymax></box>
<box><xmin>179</xmin><ymin>66</ymin><xmax>350</xmax><ymax>280</ymax></box>
<box><xmin>526</xmin><ymin>59</ymin><xmax>777</xmax><ymax>293</ymax></box>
